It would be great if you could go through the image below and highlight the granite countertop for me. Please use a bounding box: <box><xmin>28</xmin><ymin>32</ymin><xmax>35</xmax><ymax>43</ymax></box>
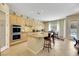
<box><xmin>29</xmin><ymin>32</ymin><xmax>48</xmax><ymax>38</ymax></box>
<box><xmin>22</xmin><ymin>31</ymin><xmax>48</xmax><ymax>38</ymax></box>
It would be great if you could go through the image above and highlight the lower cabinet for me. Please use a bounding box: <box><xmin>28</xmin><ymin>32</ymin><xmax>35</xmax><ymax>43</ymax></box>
<box><xmin>21</xmin><ymin>33</ymin><xmax>27</xmax><ymax>41</ymax></box>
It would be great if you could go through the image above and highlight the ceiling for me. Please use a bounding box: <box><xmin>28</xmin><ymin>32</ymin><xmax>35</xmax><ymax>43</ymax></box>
<box><xmin>8</xmin><ymin>3</ymin><xmax>79</xmax><ymax>21</ymax></box>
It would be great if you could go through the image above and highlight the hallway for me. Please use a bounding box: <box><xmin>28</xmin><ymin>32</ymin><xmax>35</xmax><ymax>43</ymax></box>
<box><xmin>1</xmin><ymin>39</ymin><xmax>78</xmax><ymax>56</ymax></box>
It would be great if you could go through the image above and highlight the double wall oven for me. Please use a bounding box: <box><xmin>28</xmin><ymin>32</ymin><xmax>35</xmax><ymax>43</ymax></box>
<box><xmin>12</xmin><ymin>25</ymin><xmax>21</xmax><ymax>40</ymax></box>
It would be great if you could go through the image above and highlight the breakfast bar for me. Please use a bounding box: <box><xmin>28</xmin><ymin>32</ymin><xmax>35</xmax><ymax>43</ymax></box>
<box><xmin>26</xmin><ymin>32</ymin><xmax>48</xmax><ymax>54</ymax></box>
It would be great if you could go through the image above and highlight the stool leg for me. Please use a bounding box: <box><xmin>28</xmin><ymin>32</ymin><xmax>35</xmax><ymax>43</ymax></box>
<box><xmin>48</xmin><ymin>46</ymin><xmax>50</xmax><ymax>52</ymax></box>
<box><xmin>77</xmin><ymin>49</ymin><xmax>79</xmax><ymax>55</ymax></box>
<box><xmin>48</xmin><ymin>41</ymin><xmax>51</xmax><ymax>52</ymax></box>
<box><xmin>49</xmin><ymin>40</ymin><xmax>52</xmax><ymax>49</ymax></box>
<box><xmin>43</xmin><ymin>40</ymin><xmax>45</xmax><ymax>50</ymax></box>
<box><xmin>43</xmin><ymin>39</ymin><xmax>52</xmax><ymax>52</ymax></box>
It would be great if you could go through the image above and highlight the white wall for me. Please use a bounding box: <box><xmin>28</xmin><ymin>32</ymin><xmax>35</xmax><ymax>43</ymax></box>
<box><xmin>65</xmin><ymin>13</ymin><xmax>79</xmax><ymax>40</ymax></box>
<box><xmin>0</xmin><ymin>4</ymin><xmax>9</xmax><ymax>52</ymax></box>
<box><xmin>48</xmin><ymin>19</ymin><xmax>65</xmax><ymax>38</ymax></box>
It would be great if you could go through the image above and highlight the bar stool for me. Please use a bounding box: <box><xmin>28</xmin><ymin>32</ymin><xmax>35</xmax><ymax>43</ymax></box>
<box><xmin>43</xmin><ymin>33</ymin><xmax>51</xmax><ymax>52</ymax></box>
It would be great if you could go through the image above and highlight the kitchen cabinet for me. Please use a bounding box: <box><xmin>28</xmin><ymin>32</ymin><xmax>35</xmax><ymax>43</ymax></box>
<box><xmin>21</xmin><ymin>33</ymin><xmax>27</xmax><ymax>40</ymax></box>
<box><xmin>9</xmin><ymin>14</ymin><xmax>17</xmax><ymax>25</ymax></box>
<box><xmin>16</xmin><ymin>16</ymin><xmax>21</xmax><ymax>25</ymax></box>
<box><xmin>25</xmin><ymin>19</ymin><xmax>31</xmax><ymax>26</ymax></box>
<box><xmin>9</xmin><ymin>13</ymin><xmax>44</xmax><ymax>46</ymax></box>
<box><xmin>20</xmin><ymin>17</ymin><xmax>25</xmax><ymax>27</ymax></box>
<box><xmin>26</xmin><ymin>32</ymin><xmax>48</xmax><ymax>54</ymax></box>
<box><xmin>30</xmin><ymin>20</ymin><xmax>34</xmax><ymax>26</ymax></box>
<box><xmin>16</xmin><ymin>16</ymin><xmax>25</xmax><ymax>26</ymax></box>
<box><xmin>10</xmin><ymin>14</ymin><xmax>25</xmax><ymax>26</ymax></box>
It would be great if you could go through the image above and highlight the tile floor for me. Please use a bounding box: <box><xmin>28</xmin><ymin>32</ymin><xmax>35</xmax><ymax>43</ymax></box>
<box><xmin>1</xmin><ymin>39</ymin><xmax>78</xmax><ymax>56</ymax></box>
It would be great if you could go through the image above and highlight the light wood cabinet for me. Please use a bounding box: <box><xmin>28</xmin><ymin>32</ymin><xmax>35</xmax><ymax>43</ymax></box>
<box><xmin>21</xmin><ymin>33</ymin><xmax>25</xmax><ymax>40</ymax></box>
<box><xmin>21</xmin><ymin>33</ymin><xmax>27</xmax><ymax>41</ymax></box>
<box><xmin>25</xmin><ymin>19</ymin><xmax>30</xmax><ymax>26</ymax></box>
<box><xmin>16</xmin><ymin>16</ymin><xmax>25</xmax><ymax>26</ymax></box>
<box><xmin>20</xmin><ymin>17</ymin><xmax>25</xmax><ymax>26</ymax></box>
<box><xmin>10</xmin><ymin>14</ymin><xmax>44</xmax><ymax>31</ymax></box>
<box><xmin>9</xmin><ymin>13</ymin><xmax>44</xmax><ymax>46</ymax></box>
<box><xmin>16</xmin><ymin>16</ymin><xmax>20</xmax><ymax>25</ymax></box>
<box><xmin>9</xmin><ymin>14</ymin><xmax>17</xmax><ymax>25</ymax></box>
<box><xmin>10</xmin><ymin>14</ymin><xmax>25</xmax><ymax>26</ymax></box>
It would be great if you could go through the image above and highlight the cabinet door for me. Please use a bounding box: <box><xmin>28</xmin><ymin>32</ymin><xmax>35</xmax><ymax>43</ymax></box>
<box><xmin>16</xmin><ymin>16</ymin><xmax>21</xmax><ymax>25</ymax></box>
<box><xmin>25</xmin><ymin>19</ymin><xmax>29</xmax><ymax>26</ymax></box>
<box><xmin>21</xmin><ymin>33</ymin><xmax>27</xmax><ymax>41</ymax></box>
<box><xmin>9</xmin><ymin>14</ymin><xmax>17</xmax><ymax>25</ymax></box>
<box><xmin>17</xmin><ymin>16</ymin><xmax>25</xmax><ymax>26</ymax></box>
<box><xmin>20</xmin><ymin>17</ymin><xmax>25</xmax><ymax>26</ymax></box>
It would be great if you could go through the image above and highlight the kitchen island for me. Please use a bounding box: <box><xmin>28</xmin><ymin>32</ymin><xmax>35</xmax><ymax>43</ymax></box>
<box><xmin>25</xmin><ymin>32</ymin><xmax>48</xmax><ymax>54</ymax></box>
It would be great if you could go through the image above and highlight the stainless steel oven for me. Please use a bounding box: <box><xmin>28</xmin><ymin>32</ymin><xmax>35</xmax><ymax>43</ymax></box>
<box><xmin>13</xmin><ymin>25</ymin><xmax>21</xmax><ymax>33</ymax></box>
<box><xmin>12</xmin><ymin>25</ymin><xmax>21</xmax><ymax>40</ymax></box>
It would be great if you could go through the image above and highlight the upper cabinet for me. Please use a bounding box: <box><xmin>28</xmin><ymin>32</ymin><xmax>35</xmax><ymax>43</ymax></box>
<box><xmin>9</xmin><ymin>13</ymin><xmax>44</xmax><ymax>32</ymax></box>
<box><xmin>20</xmin><ymin>17</ymin><xmax>25</xmax><ymax>26</ymax></box>
<box><xmin>9</xmin><ymin>14</ymin><xmax>25</xmax><ymax>26</ymax></box>
<box><xmin>16</xmin><ymin>16</ymin><xmax>20</xmax><ymax>25</ymax></box>
<box><xmin>16</xmin><ymin>16</ymin><xmax>25</xmax><ymax>26</ymax></box>
<box><xmin>25</xmin><ymin>19</ymin><xmax>30</xmax><ymax>26</ymax></box>
<box><xmin>9</xmin><ymin>14</ymin><xmax>17</xmax><ymax>25</ymax></box>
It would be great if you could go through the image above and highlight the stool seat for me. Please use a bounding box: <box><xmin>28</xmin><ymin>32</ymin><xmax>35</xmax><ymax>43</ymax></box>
<box><xmin>44</xmin><ymin>37</ymin><xmax>51</xmax><ymax>41</ymax></box>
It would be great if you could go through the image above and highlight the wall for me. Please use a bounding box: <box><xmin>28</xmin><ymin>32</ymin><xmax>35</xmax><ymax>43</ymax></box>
<box><xmin>0</xmin><ymin>10</ymin><xmax>6</xmax><ymax>48</ymax></box>
<box><xmin>66</xmin><ymin>13</ymin><xmax>79</xmax><ymax>40</ymax></box>
<box><xmin>43</xmin><ymin>13</ymin><xmax>79</xmax><ymax>40</ymax></box>
<box><xmin>49</xmin><ymin>20</ymin><xmax>58</xmax><ymax>31</ymax></box>
<box><xmin>58</xmin><ymin>19</ymin><xmax>65</xmax><ymax>38</ymax></box>
<box><xmin>43</xmin><ymin>22</ymin><xmax>49</xmax><ymax>31</ymax></box>
<box><xmin>0</xmin><ymin>3</ymin><xmax>9</xmax><ymax>51</ymax></box>
<box><xmin>44</xmin><ymin>19</ymin><xmax>65</xmax><ymax>39</ymax></box>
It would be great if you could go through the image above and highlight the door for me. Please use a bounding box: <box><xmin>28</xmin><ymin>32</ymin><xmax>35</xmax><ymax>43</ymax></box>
<box><xmin>0</xmin><ymin>10</ymin><xmax>6</xmax><ymax>52</ymax></box>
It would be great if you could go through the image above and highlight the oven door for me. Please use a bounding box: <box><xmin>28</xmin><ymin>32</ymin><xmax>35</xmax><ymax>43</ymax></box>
<box><xmin>13</xmin><ymin>34</ymin><xmax>21</xmax><ymax>40</ymax></box>
<box><xmin>13</xmin><ymin>28</ymin><xmax>21</xmax><ymax>33</ymax></box>
<box><xmin>13</xmin><ymin>25</ymin><xmax>21</xmax><ymax>33</ymax></box>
